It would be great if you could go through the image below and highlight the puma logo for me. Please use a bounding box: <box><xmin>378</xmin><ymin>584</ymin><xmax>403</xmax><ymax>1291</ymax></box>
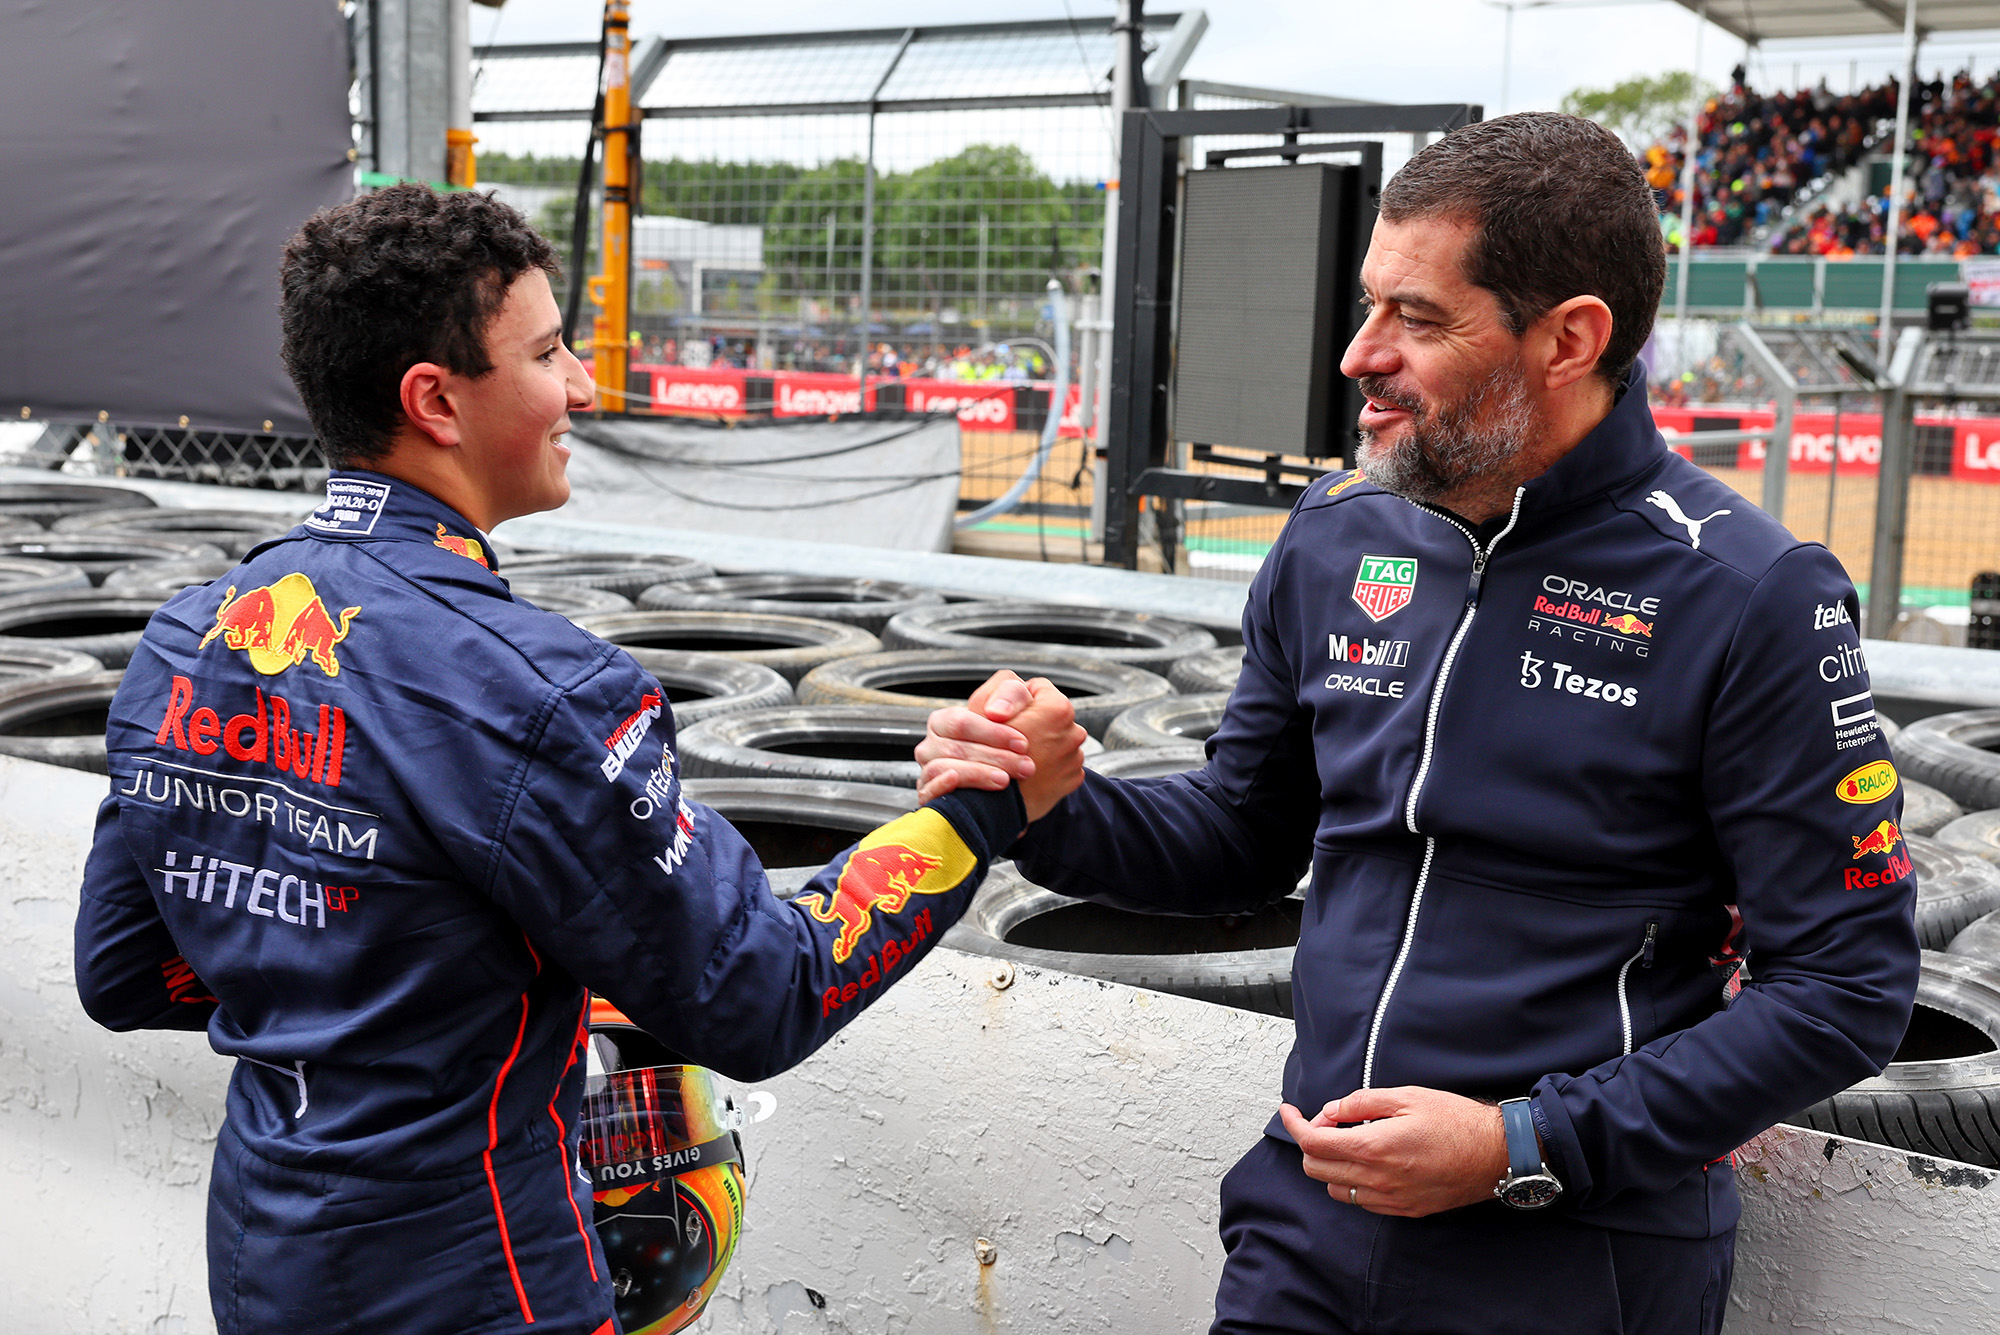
<box><xmin>1645</xmin><ymin>490</ymin><xmax>1731</xmax><ymax>550</ymax></box>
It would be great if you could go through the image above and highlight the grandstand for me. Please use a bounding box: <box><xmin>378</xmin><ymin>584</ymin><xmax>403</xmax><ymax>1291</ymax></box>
<box><xmin>1648</xmin><ymin>65</ymin><xmax>1998</xmax><ymax>256</ymax></box>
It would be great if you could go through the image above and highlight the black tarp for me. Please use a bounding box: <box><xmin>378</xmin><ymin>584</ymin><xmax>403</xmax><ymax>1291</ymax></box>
<box><xmin>0</xmin><ymin>0</ymin><xmax>353</xmax><ymax>436</ymax></box>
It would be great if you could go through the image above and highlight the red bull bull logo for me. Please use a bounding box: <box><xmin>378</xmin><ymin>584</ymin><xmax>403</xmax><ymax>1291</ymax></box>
<box><xmin>199</xmin><ymin>573</ymin><xmax>360</xmax><ymax>678</ymax></box>
<box><xmin>1851</xmin><ymin>819</ymin><xmax>1903</xmax><ymax>859</ymax></box>
<box><xmin>1602</xmin><ymin>614</ymin><xmax>1653</xmax><ymax>637</ymax></box>
<box><xmin>797</xmin><ymin>808</ymin><xmax>975</xmax><ymax>967</ymax></box>
<box><xmin>432</xmin><ymin>523</ymin><xmax>489</xmax><ymax>568</ymax></box>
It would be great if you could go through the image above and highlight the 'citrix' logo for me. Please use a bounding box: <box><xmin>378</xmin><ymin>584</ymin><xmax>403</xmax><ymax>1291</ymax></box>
<box><xmin>1327</xmin><ymin>633</ymin><xmax>1410</xmax><ymax>667</ymax></box>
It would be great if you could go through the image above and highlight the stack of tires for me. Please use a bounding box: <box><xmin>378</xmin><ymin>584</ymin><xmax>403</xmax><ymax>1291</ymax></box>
<box><xmin>0</xmin><ymin>483</ymin><xmax>309</xmax><ymax>774</ymax></box>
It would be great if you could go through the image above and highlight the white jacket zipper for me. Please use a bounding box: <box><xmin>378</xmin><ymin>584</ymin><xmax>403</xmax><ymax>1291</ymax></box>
<box><xmin>1616</xmin><ymin>919</ymin><xmax>1661</xmax><ymax>1054</ymax></box>
<box><xmin>1361</xmin><ymin>488</ymin><xmax>1526</xmax><ymax>1091</ymax></box>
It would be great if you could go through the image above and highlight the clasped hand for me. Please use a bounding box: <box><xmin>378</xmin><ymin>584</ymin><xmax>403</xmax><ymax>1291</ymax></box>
<box><xmin>1279</xmin><ymin>1087</ymin><xmax>1511</xmax><ymax>1217</ymax></box>
<box><xmin>914</xmin><ymin>670</ymin><xmax>1087</xmax><ymax>822</ymax></box>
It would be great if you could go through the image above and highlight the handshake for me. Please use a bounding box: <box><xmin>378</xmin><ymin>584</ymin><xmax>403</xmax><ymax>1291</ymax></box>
<box><xmin>914</xmin><ymin>671</ymin><xmax>1090</xmax><ymax>823</ymax></box>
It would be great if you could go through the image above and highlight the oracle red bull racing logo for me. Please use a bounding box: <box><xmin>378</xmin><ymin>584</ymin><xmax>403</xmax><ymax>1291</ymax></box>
<box><xmin>797</xmin><ymin>808</ymin><xmax>975</xmax><ymax>967</ymax></box>
<box><xmin>199</xmin><ymin>573</ymin><xmax>359</xmax><ymax>678</ymax></box>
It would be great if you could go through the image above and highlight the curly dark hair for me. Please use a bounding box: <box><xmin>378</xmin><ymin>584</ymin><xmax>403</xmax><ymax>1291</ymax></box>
<box><xmin>279</xmin><ymin>183</ymin><xmax>560</xmax><ymax>467</ymax></box>
<box><xmin>1380</xmin><ymin>113</ymin><xmax>1665</xmax><ymax>387</ymax></box>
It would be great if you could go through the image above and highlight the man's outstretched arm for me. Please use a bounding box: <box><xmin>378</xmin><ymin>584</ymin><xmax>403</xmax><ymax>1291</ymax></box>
<box><xmin>473</xmin><ymin>659</ymin><xmax>1086</xmax><ymax>1083</ymax></box>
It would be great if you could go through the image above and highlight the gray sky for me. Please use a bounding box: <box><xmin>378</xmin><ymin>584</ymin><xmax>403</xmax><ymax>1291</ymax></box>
<box><xmin>472</xmin><ymin>0</ymin><xmax>2000</xmax><ymax>117</ymax></box>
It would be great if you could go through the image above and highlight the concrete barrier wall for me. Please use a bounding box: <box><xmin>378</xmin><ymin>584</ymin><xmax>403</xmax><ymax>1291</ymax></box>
<box><xmin>10</xmin><ymin>754</ymin><xmax>2000</xmax><ymax>1333</ymax></box>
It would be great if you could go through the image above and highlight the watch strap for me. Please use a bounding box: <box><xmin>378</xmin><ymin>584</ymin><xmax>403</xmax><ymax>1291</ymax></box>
<box><xmin>1499</xmin><ymin>1097</ymin><xmax>1542</xmax><ymax>1178</ymax></box>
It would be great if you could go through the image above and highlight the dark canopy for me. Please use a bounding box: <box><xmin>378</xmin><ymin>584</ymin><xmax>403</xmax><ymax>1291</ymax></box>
<box><xmin>0</xmin><ymin>0</ymin><xmax>353</xmax><ymax>436</ymax></box>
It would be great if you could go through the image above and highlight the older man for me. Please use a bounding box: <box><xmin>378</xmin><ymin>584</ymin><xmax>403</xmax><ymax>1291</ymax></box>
<box><xmin>919</xmin><ymin>113</ymin><xmax>1917</xmax><ymax>1333</ymax></box>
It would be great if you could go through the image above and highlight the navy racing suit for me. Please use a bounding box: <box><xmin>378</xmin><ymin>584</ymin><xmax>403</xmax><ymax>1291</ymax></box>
<box><xmin>1011</xmin><ymin>369</ymin><xmax>1918</xmax><ymax>1321</ymax></box>
<box><xmin>74</xmin><ymin>472</ymin><xmax>1024</xmax><ymax>1335</ymax></box>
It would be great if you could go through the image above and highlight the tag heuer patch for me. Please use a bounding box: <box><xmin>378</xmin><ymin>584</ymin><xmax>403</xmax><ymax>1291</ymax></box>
<box><xmin>1352</xmin><ymin>554</ymin><xmax>1418</xmax><ymax>622</ymax></box>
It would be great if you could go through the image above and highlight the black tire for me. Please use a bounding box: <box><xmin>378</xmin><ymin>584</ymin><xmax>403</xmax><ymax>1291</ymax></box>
<box><xmin>1911</xmin><ymin>833</ymin><xmax>2000</xmax><ymax>951</ymax></box>
<box><xmin>54</xmin><ymin>507</ymin><xmax>298</xmax><ymax>558</ymax></box>
<box><xmin>941</xmin><ymin>870</ymin><xmax>1302</xmax><ymax>1018</ymax></box>
<box><xmin>1169</xmin><ymin>646</ymin><xmax>1246</xmax><ymax>695</ymax></box>
<box><xmin>681</xmin><ymin>778</ymin><xmax>916</xmax><ymax>883</ymax></box>
<box><xmin>641</xmin><ymin>652</ymin><xmax>793</xmax><ymax>727</ymax></box>
<box><xmin>507</xmin><ymin>580</ymin><xmax>634</xmax><ymax>616</ymax></box>
<box><xmin>1948</xmin><ymin>910</ymin><xmax>2000</xmax><ymax>968</ymax></box>
<box><xmin>796</xmin><ymin>649</ymin><xmax>1171</xmax><ymax>739</ymax></box>
<box><xmin>0</xmin><ymin>591</ymin><xmax>168</xmax><ymax>668</ymax></box>
<box><xmin>676</xmin><ymin>704</ymin><xmax>930</xmax><ymax>787</ymax></box>
<box><xmin>0</xmin><ymin>556</ymin><xmax>91</xmax><ymax>600</ymax></box>
<box><xmin>1880</xmin><ymin>715</ymin><xmax>1901</xmax><ymax>743</ymax></box>
<box><xmin>99</xmin><ymin>561</ymin><xmax>231</xmax><ymax>601</ymax></box>
<box><xmin>637</xmin><ymin>575</ymin><xmax>946</xmax><ymax>634</ymax></box>
<box><xmin>882</xmin><ymin>601</ymin><xmax>1217</xmax><ymax>670</ymax></box>
<box><xmin>504</xmin><ymin>552</ymin><xmax>715</xmax><ymax>599</ymax></box>
<box><xmin>0</xmin><ymin>643</ymin><xmax>103</xmax><ymax>681</ymax></box>
<box><xmin>1894</xmin><ymin>710</ymin><xmax>2000</xmax><ymax>812</ymax></box>
<box><xmin>1086</xmin><ymin>746</ymin><xmax>1208</xmax><ymax>779</ymax></box>
<box><xmin>0</xmin><ymin>482</ymin><xmax>154</xmax><ymax>526</ymax></box>
<box><xmin>1791</xmin><ymin>951</ymin><xmax>2000</xmax><ymax>1167</ymax></box>
<box><xmin>1938</xmin><ymin>810</ymin><xmax>2000</xmax><ymax>868</ymax></box>
<box><xmin>1903</xmin><ymin>779</ymin><xmax>1965</xmax><ymax>838</ymax></box>
<box><xmin>0</xmin><ymin>535</ymin><xmax>225</xmax><ymax>586</ymax></box>
<box><xmin>569</xmin><ymin>610</ymin><xmax>880</xmax><ymax>686</ymax></box>
<box><xmin>1105</xmin><ymin>693</ymin><xmax>1230</xmax><ymax>751</ymax></box>
<box><xmin>0</xmin><ymin>670</ymin><xmax>123</xmax><ymax>772</ymax></box>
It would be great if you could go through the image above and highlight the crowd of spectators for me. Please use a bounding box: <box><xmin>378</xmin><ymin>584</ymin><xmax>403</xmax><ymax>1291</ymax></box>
<box><xmin>1648</xmin><ymin>65</ymin><xmax>1896</xmax><ymax>249</ymax></box>
<box><xmin>1647</xmin><ymin>65</ymin><xmax>2000</xmax><ymax>256</ymax></box>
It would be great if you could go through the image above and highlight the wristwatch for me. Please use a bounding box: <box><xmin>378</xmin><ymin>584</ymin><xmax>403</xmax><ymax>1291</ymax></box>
<box><xmin>1493</xmin><ymin>1097</ymin><xmax>1563</xmax><ymax>1210</ymax></box>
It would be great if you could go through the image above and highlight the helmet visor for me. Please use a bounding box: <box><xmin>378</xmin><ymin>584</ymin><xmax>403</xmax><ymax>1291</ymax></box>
<box><xmin>581</xmin><ymin>1065</ymin><xmax>743</xmax><ymax>1195</ymax></box>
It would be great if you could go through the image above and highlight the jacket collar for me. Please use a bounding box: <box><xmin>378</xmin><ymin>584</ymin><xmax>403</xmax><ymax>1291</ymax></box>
<box><xmin>303</xmin><ymin>470</ymin><xmax>500</xmax><ymax>572</ymax></box>
<box><xmin>1514</xmin><ymin>363</ymin><xmax>1667</xmax><ymax>520</ymax></box>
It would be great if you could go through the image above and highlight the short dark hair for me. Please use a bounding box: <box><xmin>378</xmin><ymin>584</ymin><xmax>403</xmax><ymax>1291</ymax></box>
<box><xmin>279</xmin><ymin>183</ymin><xmax>559</xmax><ymax>467</ymax></box>
<box><xmin>1379</xmin><ymin>112</ymin><xmax>1665</xmax><ymax>386</ymax></box>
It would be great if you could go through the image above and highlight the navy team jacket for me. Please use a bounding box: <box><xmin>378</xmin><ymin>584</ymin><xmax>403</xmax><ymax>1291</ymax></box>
<box><xmin>73</xmin><ymin>472</ymin><xmax>1021</xmax><ymax>1332</ymax></box>
<box><xmin>1013</xmin><ymin>368</ymin><xmax>1919</xmax><ymax>1238</ymax></box>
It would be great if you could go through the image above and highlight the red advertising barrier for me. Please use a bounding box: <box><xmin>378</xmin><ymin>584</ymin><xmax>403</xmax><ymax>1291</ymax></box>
<box><xmin>618</xmin><ymin>363</ymin><xmax>1098</xmax><ymax>438</ymax></box>
<box><xmin>1652</xmin><ymin>405</ymin><xmax>2000</xmax><ymax>483</ymax></box>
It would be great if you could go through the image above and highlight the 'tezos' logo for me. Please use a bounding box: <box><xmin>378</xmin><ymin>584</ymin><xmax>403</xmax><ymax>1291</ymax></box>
<box><xmin>200</xmin><ymin>574</ymin><xmax>360</xmax><ymax>678</ymax></box>
<box><xmin>433</xmin><ymin>524</ymin><xmax>489</xmax><ymax>568</ymax></box>
<box><xmin>1327</xmin><ymin>633</ymin><xmax>1410</xmax><ymax>667</ymax></box>
<box><xmin>798</xmin><ymin>807</ymin><xmax>973</xmax><ymax>966</ymax></box>
<box><xmin>1836</xmin><ymin>760</ymin><xmax>1898</xmax><ymax>804</ymax></box>
<box><xmin>1352</xmin><ymin>555</ymin><xmax>1418</xmax><ymax>622</ymax></box>
<box><xmin>1814</xmin><ymin>603</ymin><xmax>1852</xmax><ymax>631</ymax></box>
<box><xmin>601</xmin><ymin>691</ymin><xmax>663</xmax><ymax>782</ymax></box>
<box><xmin>1518</xmin><ymin>651</ymin><xmax>1639</xmax><ymax>706</ymax></box>
<box><xmin>1851</xmin><ymin>819</ymin><xmax>1903</xmax><ymax>860</ymax></box>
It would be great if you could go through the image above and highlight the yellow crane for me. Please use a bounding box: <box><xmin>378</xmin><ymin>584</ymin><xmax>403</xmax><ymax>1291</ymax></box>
<box><xmin>588</xmin><ymin>0</ymin><xmax>634</xmax><ymax>413</ymax></box>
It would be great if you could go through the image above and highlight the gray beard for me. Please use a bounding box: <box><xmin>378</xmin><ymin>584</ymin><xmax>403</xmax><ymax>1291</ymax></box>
<box><xmin>1354</xmin><ymin>363</ymin><xmax>1537</xmax><ymax>506</ymax></box>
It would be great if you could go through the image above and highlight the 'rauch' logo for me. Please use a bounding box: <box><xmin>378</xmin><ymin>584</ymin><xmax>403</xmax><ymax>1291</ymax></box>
<box><xmin>1352</xmin><ymin>555</ymin><xmax>1418</xmax><ymax>622</ymax></box>
<box><xmin>1835</xmin><ymin>760</ymin><xmax>1898</xmax><ymax>805</ymax></box>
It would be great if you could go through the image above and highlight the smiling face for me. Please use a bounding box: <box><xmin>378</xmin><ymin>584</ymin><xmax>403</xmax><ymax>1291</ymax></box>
<box><xmin>1339</xmin><ymin>215</ymin><xmax>1541</xmax><ymax>509</ymax></box>
<box><xmin>448</xmin><ymin>269</ymin><xmax>595</xmax><ymax>529</ymax></box>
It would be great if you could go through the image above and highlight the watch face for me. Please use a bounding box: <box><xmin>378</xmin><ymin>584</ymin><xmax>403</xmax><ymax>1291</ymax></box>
<box><xmin>1499</xmin><ymin>1175</ymin><xmax>1563</xmax><ymax>1210</ymax></box>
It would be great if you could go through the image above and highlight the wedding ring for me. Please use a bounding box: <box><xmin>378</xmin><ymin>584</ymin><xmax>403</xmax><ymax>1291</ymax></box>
<box><xmin>1349</xmin><ymin>1185</ymin><xmax>1358</xmax><ymax>1205</ymax></box>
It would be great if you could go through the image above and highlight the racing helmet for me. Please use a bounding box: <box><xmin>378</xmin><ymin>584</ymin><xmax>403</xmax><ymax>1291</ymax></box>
<box><xmin>583</xmin><ymin>1000</ymin><xmax>747</xmax><ymax>1334</ymax></box>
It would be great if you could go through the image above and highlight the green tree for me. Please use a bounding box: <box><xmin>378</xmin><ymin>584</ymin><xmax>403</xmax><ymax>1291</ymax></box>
<box><xmin>1562</xmin><ymin>71</ymin><xmax>1702</xmax><ymax>149</ymax></box>
<box><xmin>875</xmin><ymin>144</ymin><xmax>1101</xmax><ymax>312</ymax></box>
<box><xmin>761</xmin><ymin>159</ymin><xmax>870</xmax><ymax>297</ymax></box>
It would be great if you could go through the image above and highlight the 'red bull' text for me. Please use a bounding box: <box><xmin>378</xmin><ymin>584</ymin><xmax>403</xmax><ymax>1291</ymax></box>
<box><xmin>820</xmin><ymin>908</ymin><xmax>935</xmax><ymax>1016</ymax></box>
<box><xmin>156</xmin><ymin>675</ymin><xmax>347</xmax><ymax>787</ymax></box>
